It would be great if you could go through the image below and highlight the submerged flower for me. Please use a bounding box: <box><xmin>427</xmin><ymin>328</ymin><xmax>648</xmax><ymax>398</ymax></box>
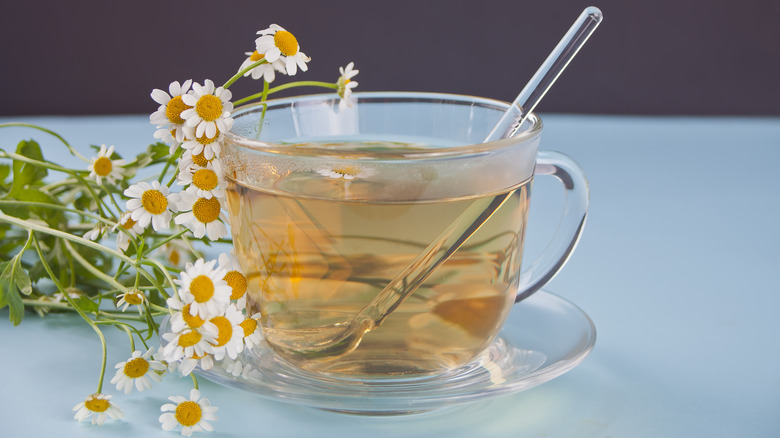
<box><xmin>255</xmin><ymin>24</ymin><xmax>310</xmax><ymax>76</ymax></box>
<box><xmin>238</xmin><ymin>50</ymin><xmax>285</xmax><ymax>83</ymax></box>
<box><xmin>73</xmin><ymin>393</ymin><xmax>124</xmax><ymax>425</ymax></box>
<box><xmin>124</xmin><ymin>181</ymin><xmax>179</xmax><ymax>232</ymax></box>
<box><xmin>110</xmin><ymin>349</ymin><xmax>166</xmax><ymax>394</ymax></box>
<box><xmin>159</xmin><ymin>389</ymin><xmax>218</xmax><ymax>436</ymax></box>
<box><xmin>337</xmin><ymin>62</ymin><xmax>359</xmax><ymax>109</ymax></box>
<box><xmin>175</xmin><ymin>192</ymin><xmax>229</xmax><ymax>241</ymax></box>
<box><xmin>180</xmin><ymin>80</ymin><xmax>233</xmax><ymax>140</ymax></box>
<box><xmin>316</xmin><ymin>164</ymin><xmax>375</xmax><ymax>180</ymax></box>
<box><xmin>87</xmin><ymin>144</ymin><xmax>126</xmax><ymax>185</ymax></box>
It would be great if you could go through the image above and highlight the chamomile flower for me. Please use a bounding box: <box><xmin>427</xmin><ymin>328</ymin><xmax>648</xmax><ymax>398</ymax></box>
<box><xmin>175</xmin><ymin>192</ymin><xmax>229</xmax><ymax>241</ymax></box>
<box><xmin>178</xmin><ymin>351</ymin><xmax>214</xmax><ymax>376</ymax></box>
<box><xmin>177</xmin><ymin>161</ymin><xmax>225</xmax><ymax>200</ymax></box>
<box><xmin>167</xmin><ymin>295</ymin><xmax>215</xmax><ymax>334</ymax></box>
<box><xmin>180</xmin><ymin>125</ymin><xmax>226</xmax><ymax>160</ymax></box>
<box><xmin>255</xmin><ymin>24</ymin><xmax>310</xmax><ymax>76</ymax></box>
<box><xmin>162</xmin><ymin>239</ymin><xmax>192</xmax><ymax>269</ymax></box>
<box><xmin>113</xmin><ymin>211</ymin><xmax>145</xmax><ymax>252</ymax></box>
<box><xmin>208</xmin><ymin>304</ymin><xmax>245</xmax><ymax>360</ymax></box>
<box><xmin>154</xmin><ymin>127</ymin><xmax>184</xmax><ymax>154</ymax></box>
<box><xmin>316</xmin><ymin>164</ymin><xmax>376</xmax><ymax>180</ymax></box>
<box><xmin>218</xmin><ymin>253</ymin><xmax>247</xmax><ymax>303</ymax></box>
<box><xmin>180</xmin><ymin>80</ymin><xmax>233</xmax><ymax>140</ymax></box>
<box><xmin>238</xmin><ymin>50</ymin><xmax>285</xmax><ymax>83</ymax></box>
<box><xmin>110</xmin><ymin>349</ymin><xmax>166</xmax><ymax>394</ymax></box>
<box><xmin>179</xmin><ymin>149</ymin><xmax>213</xmax><ymax>171</ymax></box>
<box><xmin>161</xmin><ymin>327</ymin><xmax>217</xmax><ymax>365</ymax></box>
<box><xmin>239</xmin><ymin>312</ymin><xmax>263</xmax><ymax>350</ymax></box>
<box><xmin>150</xmin><ymin>80</ymin><xmax>194</xmax><ymax>146</ymax></box>
<box><xmin>159</xmin><ymin>389</ymin><xmax>218</xmax><ymax>436</ymax></box>
<box><xmin>116</xmin><ymin>288</ymin><xmax>146</xmax><ymax>313</ymax></box>
<box><xmin>124</xmin><ymin>181</ymin><xmax>179</xmax><ymax>232</ymax></box>
<box><xmin>337</xmin><ymin>62</ymin><xmax>359</xmax><ymax>109</ymax></box>
<box><xmin>87</xmin><ymin>144</ymin><xmax>126</xmax><ymax>185</ymax></box>
<box><xmin>176</xmin><ymin>258</ymin><xmax>232</xmax><ymax>319</ymax></box>
<box><xmin>83</xmin><ymin>223</ymin><xmax>105</xmax><ymax>241</ymax></box>
<box><xmin>73</xmin><ymin>393</ymin><xmax>124</xmax><ymax>425</ymax></box>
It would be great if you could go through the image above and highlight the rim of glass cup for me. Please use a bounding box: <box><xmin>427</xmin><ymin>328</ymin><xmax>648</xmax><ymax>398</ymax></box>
<box><xmin>226</xmin><ymin>91</ymin><xmax>543</xmax><ymax>159</ymax></box>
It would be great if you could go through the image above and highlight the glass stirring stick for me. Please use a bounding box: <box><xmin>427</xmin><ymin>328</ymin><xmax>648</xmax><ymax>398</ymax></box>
<box><xmin>270</xmin><ymin>7</ymin><xmax>604</xmax><ymax>361</ymax></box>
<box><xmin>484</xmin><ymin>6</ymin><xmax>603</xmax><ymax>142</ymax></box>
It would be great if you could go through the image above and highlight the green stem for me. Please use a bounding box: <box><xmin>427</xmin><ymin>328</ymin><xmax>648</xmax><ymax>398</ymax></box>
<box><xmin>143</xmin><ymin>229</ymin><xmax>188</xmax><ymax>256</ymax></box>
<box><xmin>0</xmin><ymin>123</ymin><xmax>90</xmax><ymax>162</ymax></box>
<box><xmin>32</xmin><ymin>235</ymin><xmax>108</xmax><ymax>393</ymax></box>
<box><xmin>233</xmin><ymin>81</ymin><xmax>338</xmax><ymax>106</ymax></box>
<box><xmin>64</xmin><ymin>240</ymin><xmax>129</xmax><ymax>294</ymax></box>
<box><xmin>223</xmin><ymin>59</ymin><xmax>269</xmax><ymax>89</ymax></box>
<box><xmin>0</xmin><ymin>212</ymin><xmax>162</xmax><ymax>292</ymax></box>
<box><xmin>190</xmin><ymin>373</ymin><xmax>199</xmax><ymax>390</ymax></box>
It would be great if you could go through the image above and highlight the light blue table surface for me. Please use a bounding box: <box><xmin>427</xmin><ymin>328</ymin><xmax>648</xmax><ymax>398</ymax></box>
<box><xmin>0</xmin><ymin>113</ymin><xmax>778</xmax><ymax>437</ymax></box>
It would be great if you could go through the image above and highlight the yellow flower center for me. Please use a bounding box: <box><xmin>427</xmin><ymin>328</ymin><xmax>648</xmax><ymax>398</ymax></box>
<box><xmin>141</xmin><ymin>189</ymin><xmax>168</xmax><ymax>215</ymax></box>
<box><xmin>122</xmin><ymin>216</ymin><xmax>137</xmax><ymax>230</ymax></box>
<box><xmin>240</xmin><ymin>317</ymin><xmax>257</xmax><ymax>337</ymax></box>
<box><xmin>190</xmin><ymin>275</ymin><xmax>215</xmax><ymax>303</ymax></box>
<box><xmin>209</xmin><ymin>316</ymin><xmax>233</xmax><ymax>347</ymax></box>
<box><xmin>166</xmin><ymin>96</ymin><xmax>190</xmax><ymax>125</ymax></box>
<box><xmin>224</xmin><ymin>271</ymin><xmax>247</xmax><ymax>300</ymax></box>
<box><xmin>181</xmin><ymin>303</ymin><xmax>205</xmax><ymax>328</ymax></box>
<box><xmin>192</xmin><ymin>169</ymin><xmax>219</xmax><ymax>191</ymax></box>
<box><xmin>178</xmin><ymin>330</ymin><xmax>202</xmax><ymax>348</ymax></box>
<box><xmin>196</xmin><ymin>128</ymin><xmax>220</xmax><ymax>145</ymax></box>
<box><xmin>191</xmin><ymin>151</ymin><xmax>209</xmax><ymax>167</ymax></box>
<box><xmin>195</xmin><ymin>95</ymin><xmax>223</xmax><ymax>122</ymax></box>
<box><xmin>175</xmin><ymin>401</ymin><xmax>202</xmax><ymax>427</ymax></box>
<box><xmin>250</xmin><ymin>50</ymin><xmax>265</xmax><ymax>62</ymax></box>
<box><xmin>274</xmin><ymin>30</ymin><xmax>299</xmax><ymax>56</ymax></box>
<box><xmin>192</xmin><ymin>197</ymin><xmax>221</xmax><ymax>224</ymax></box>
<box><xmin>93</xmin><ymin>156</ymin><xmax>113</xmax><ymax>177</ymax></box>
<box><xmin>84</xmin><ymin>396</ymin><xmax>110</xmax><ymax>413</ymax></box>
<box><xmin>123</xmin><ymin>290</ymin><xmax>144</xmax><ymax>305</ymax></box>
<box><xmin>123</xmin><ymin>357</ymin><xmax>150</xmax><ymax>378</ymax></box>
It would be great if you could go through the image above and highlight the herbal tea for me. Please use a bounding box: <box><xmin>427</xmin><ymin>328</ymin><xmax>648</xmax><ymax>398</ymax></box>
<box><xmin>225</xmin><ymin>152</ymin><xmax>532</xmax><ymax>376</ymax></box>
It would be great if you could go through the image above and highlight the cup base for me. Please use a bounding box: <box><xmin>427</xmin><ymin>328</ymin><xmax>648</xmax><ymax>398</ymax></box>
<box><xmin>160</xmin><ymin>290</ymin><xmax>595</xmax><ymax>415</ymax></box>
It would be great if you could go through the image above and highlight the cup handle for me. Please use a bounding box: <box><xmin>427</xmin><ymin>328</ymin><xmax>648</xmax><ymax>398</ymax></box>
<box><xmin>515</xmin><ymin>150</ymin><xmax>589</xmax><ymax>303</ymax></box>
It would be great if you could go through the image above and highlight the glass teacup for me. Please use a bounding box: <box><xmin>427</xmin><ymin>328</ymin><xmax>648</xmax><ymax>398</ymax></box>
<box><xmin>222</xmin><ymin>92</ymin><xmax>588</xmax><ymax>377</ymax></box>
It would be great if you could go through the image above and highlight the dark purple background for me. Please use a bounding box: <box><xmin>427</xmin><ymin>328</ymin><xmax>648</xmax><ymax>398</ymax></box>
<box><xmin>2</xmin><ymin>0</ymin><xmax>778</xmax><ymax>116</ymax></box>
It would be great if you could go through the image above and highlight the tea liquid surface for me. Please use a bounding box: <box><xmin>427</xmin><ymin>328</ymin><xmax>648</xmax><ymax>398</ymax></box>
<box><xmin>226</xmin><ymin>143</ymin><xmax>532</xmax><ymax>376</ymax></box>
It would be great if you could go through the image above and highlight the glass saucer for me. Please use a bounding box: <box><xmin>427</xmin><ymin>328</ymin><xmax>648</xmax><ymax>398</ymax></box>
<box><xmin>169</xmin><ymin>290</ymin><xmax>595</xmax><ymax>415</ymax></box>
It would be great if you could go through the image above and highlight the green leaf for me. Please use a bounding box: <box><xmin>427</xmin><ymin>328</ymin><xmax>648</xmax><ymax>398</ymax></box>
<box><xmin>13</xmin><ymin>260</ymin><xmax>32</xmax><ymax>296</ymax></box>
<box><xmin>75</xmin><ymin>295</ymin><xmax>99</xmax><ymax>314</ymax></box>
<box><xmin>10</xmin><ymin>140</ymin><xmax>48</xmax><ymax>196</ymax></box>
<box><xmin>0</xmin><ymin>260</ymin><xmax>24</xmax><ymax>325</ymax></box>
<box><xmin>5</xmin><ymin>188</ymin><xmax>65</xmax><ymax>227</ymax></box>
<box><xmin>0</xmin><ymin>164</ymin><xmax>10</xmax><ymax>183</ymax></box>
<box><xmin>147</xmin><ymin>142</ymin><xmax>170</xmax><ymax>161</ymax></box>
